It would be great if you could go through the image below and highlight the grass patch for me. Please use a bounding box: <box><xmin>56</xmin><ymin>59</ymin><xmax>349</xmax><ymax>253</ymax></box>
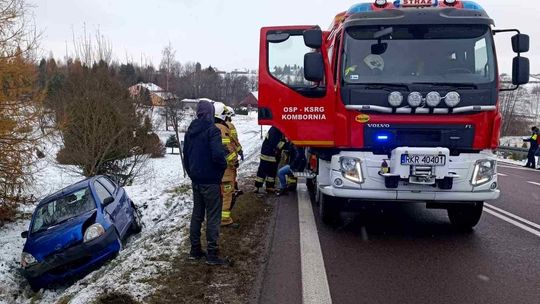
<box><xmin>145</xmin><ymin>180</ymin><xmax>274</xmax><ymax>304</ymax></box>
<box><xmin>94</xmin><ymin>291</ymin><xmax>139</xmax><ymax>304</ymax></box>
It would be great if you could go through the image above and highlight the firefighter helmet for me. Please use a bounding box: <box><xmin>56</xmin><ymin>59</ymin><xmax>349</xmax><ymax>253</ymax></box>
<box><xmin>214</xmin><ymin>102</ymin><xmax>228</xmax><ymax>121</ymax></box>
<box><xmin>226</xmin><ymin>106</ymin><xmax>235</xmax><ymax>118</ymax></box>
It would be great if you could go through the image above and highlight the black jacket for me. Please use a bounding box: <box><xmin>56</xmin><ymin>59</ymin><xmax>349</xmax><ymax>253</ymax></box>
<box><xmin>261</xmin><ymin>127</ymin><xmax>285</xmax><ymax>157</ymax></box>
<box><xmin>183</xmin><ymin>119</ymin><xmax>227</xmax><ymax>185</ymax></box>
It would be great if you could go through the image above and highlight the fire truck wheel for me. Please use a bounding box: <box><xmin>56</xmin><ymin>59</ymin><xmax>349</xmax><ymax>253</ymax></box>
<box><xmin>447</xmin><ymin>202</ymin><xmax>484</xmax><ymax>231</ymax></box>
<box><xmin>320</xmin><ymin>194</ymin><xmax>343</xmax><ymax>226</ymax></box>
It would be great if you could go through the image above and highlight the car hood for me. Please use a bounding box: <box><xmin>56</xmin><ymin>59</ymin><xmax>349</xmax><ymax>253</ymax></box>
<box><xmin>24</xmin><ymin>211</ymin><xmax>96</xmax><ymax>261</ymax></box>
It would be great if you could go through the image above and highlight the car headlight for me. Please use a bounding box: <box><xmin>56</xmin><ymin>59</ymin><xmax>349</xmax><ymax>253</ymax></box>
<box><xmin>471</xmin><ymin>159</ymin><xmax>496</xmax><ymax>186</ymax></box>
<box><xmin>84</xmin><ymin>223</ymin><xmax>105</xmax><ymax>243</ymax></box>
<box><xmin>21</xmin><ymin>252</ymin><xmax>37</xmax><ymax>268</ymax></box>
<box><xmin>340</xmin><ymin>157</ymin><xmax>364</xmax><ymax>184</ymax></box>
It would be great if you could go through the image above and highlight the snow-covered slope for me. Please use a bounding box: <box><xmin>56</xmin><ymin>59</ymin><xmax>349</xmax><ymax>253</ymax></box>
<box><xmin>0</xmin><ymin>112</ymin><xmax>264</xmax><ymax>304</ymax></box>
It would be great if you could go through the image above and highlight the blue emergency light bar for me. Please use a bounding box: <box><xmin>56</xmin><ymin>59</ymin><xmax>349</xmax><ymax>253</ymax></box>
<box><xmin>347</xmin><ymin>0</ymin><xmax>483</xmax><ymax>15</ymax></box>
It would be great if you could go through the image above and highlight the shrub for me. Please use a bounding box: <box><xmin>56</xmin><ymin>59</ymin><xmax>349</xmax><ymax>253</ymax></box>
<box><xmin>0</xmin><ymin>201</ymin><xmax>18</xmax><ymax>227</ymax></box>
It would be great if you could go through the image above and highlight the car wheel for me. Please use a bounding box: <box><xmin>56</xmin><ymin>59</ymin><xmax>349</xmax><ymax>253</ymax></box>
<box><xmin>447</xmin><ymin>202</ymin><xmax>484</xmax><ymax>231</ymax></box>
<box><xmin>130</xmin><ymin>203</ymin><xmax>143</xmax><ymax>234</ymax></box>
<box><xmin>319</xmin><ymin>193</ymin><xmax>343</xmax><ymax>226</ymax></box>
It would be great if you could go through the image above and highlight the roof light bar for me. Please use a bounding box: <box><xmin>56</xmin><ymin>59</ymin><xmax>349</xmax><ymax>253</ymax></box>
<box><xmin>375</xmin><ymin>0</ymin><xmax>388</xmax><ymax>7</ymax></box>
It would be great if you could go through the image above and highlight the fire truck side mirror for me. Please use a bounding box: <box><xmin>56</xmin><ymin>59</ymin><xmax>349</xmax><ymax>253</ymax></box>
<box><xmin>512</xmin><ymin>56</ymin><xmax>530</xmax><ymax>86</ymax></box>
<box><xmin>511</xmin><ymin>34</ymin><xmax>529</xmax><ymax>53</ymax></box>
<box><xmin>303</xmin><ymin>29</ymin><xmax>322</xmax><ymax>49</ymax></box>
<box><xmin>304</xmin><ymin>52</ymin><xmax>324</xmax><ymax>82</ymax></box>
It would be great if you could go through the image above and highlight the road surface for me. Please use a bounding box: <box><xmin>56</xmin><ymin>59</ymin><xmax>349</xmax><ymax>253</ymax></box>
<box><xmin>259</xmin><ymin>163</ymin><xmax>540</xmax><ymax>304</ymax></box>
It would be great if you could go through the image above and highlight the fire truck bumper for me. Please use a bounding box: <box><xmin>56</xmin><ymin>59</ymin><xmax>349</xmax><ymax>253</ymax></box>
<box><xmin>319</xmin><ymin>149</ymin><xmax>501</xmax><ymax>203</ymax></box>
<box><xmin>320</xmin><ymin>186</ymin><xmax>500</xmax><ymax>202</ymax></box>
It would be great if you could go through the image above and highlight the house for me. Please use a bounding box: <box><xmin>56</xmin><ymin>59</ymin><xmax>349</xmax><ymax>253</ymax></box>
<box><xmin>238</xmin><ymin>92</ymin><xmax>258</xmax><ymax>108</ymax></box>
<box><xmin>128</xmin><ymin>83</ymin><xmax>177</xmax><ymax>107</ymax></box>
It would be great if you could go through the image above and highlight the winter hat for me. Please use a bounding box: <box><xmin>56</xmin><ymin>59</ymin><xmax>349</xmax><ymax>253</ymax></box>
<box><xmin>197</xmin><ymin>99</ymin><xmax>215</xmax><ymax>121</ymax></box>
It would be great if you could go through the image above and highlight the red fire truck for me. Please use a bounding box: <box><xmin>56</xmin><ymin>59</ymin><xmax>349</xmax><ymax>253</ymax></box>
<box><xmin>258</xmin><ymin>0</ymin><xmax>530</xmax><ymax>229</ymax></box>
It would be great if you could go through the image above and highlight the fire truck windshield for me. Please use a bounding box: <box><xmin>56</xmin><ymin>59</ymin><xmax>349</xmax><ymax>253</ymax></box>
<box><xmin>342</xmin><ymin>24</ymin><xmax>495</xmax><ymax>86</ymax></box>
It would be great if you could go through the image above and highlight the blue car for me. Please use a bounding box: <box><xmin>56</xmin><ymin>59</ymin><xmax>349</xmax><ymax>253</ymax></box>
<box><xmin>20</xmin><ymin>175</ymin><xmax>142</xmax><ymax>290</ymax></box>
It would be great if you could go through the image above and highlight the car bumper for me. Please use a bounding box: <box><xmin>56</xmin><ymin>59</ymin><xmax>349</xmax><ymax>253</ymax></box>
<box><xmin>320</xmin><ymin>186</ymin><xmax>500</xmax><ymax>202</ymax></box>
<box><xmin>23</xmin><ymin>227</ymin><xmax>120</xmax><ymax>287</ymax></box>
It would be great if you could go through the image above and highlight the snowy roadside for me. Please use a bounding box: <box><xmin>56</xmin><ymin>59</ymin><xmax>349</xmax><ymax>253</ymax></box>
<box><xmin>0</xmin><ymin>112</ymin><xmax>263</xmax><ymax>304</ymax></box>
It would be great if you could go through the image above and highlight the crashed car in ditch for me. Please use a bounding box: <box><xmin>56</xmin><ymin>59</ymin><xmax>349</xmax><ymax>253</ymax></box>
<box><xmin>20</xmin><ymin>175</ymin><xmax>142</xmax><ymax>290</ymax></box>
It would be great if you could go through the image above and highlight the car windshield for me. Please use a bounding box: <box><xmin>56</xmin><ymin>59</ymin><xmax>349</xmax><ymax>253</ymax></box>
<box><xmin>31</xmin><ymin>187</ymin><xmax>96</xmax><ymax>233</ymax></box>
<box><xmin>342</xmin><ymin>24</ymin><xmax>495</xmax><ymax>85</ymax></box>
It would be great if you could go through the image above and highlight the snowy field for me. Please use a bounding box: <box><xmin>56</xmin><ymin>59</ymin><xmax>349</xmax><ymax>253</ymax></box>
<box><xmin>0</xmin><ymin>112</ymin><xmax>264</xmax><ymax>304</ymax></box>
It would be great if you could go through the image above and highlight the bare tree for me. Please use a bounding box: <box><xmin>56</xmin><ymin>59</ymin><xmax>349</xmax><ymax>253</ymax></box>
<box><xmin>164</xmin><ymin>98</ymin><xmax>187</xmax><ymax>177</ymax></box>
<box><xmin>0</xmin><ymin>0</ymin><xmax>39</xmax><ymax>60</ymax></box>
<box><xmin>72</xmin><ymin>24</ymin><xmax>113</xmax><ymax>66</ymax></box>
<box><xmin>53</xmin><ymin>61</ymin><xmax>149</xmax><ymax>185</ymax></box>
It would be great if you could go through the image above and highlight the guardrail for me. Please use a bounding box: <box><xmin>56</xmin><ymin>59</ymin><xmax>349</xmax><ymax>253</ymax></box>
<box><xmin>497</xmin><ymin>146</ymin><xmax>529</xmax><ymax>161</ymax></box>
<box><xmin>497</xmin><ymin>146</ymin><xmax>529</xmax><ymax>153</ymax></box>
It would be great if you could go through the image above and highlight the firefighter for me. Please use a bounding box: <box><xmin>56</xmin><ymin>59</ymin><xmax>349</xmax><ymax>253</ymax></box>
<box><xmin>213</xmin><ymin>102</ymin><xmax>239</xmax><ymax>227</ymax></box>
<box><xmin>225</xmin><ymin>106</ymin><xmax>244</xmax><ymax>197</ymax></box>
<box><xmin>524</xmin><ymin>126</ymin><xmax>539</xmax><ymax>169</ymax></box>
<box><xmin>254</xmin><ymin>127</ymin><xmax>287</xmax><ymax>194</ymax></box>
<box><xmin>225</xmin><ymin>106</ymin><xmax>243</xmax><ymax>159</ymax></box>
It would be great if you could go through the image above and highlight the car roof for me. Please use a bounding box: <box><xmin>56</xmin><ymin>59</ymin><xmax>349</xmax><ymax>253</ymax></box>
<box><xmin>38</xmin><ymin>175</ymin><xmax>104</xmax><ymax>206</ymax></box>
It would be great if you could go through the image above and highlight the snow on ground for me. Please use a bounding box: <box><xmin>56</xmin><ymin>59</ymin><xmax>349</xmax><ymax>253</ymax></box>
<box><xmin>0</xmin><ymin>112</ymin><xmax>263</xmax><ymax>304</ymax></box>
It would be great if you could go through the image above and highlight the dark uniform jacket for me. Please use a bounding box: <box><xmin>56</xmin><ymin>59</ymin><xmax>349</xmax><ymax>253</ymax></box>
<box><xmin>260</xmin><ymin>127</ymin><xmax>286</xmax><ymax>162</ymax></box>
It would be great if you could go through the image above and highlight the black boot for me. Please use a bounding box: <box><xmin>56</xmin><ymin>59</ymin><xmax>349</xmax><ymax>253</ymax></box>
<box><xmin>206</xmin><ymin>249</ymin><xmax>229</xmax><ymax>266</ymax></box>
<box><xmin>188</xmin><ymin>246</ymin><xmax>206</xmax><ymax>260</ymax></box>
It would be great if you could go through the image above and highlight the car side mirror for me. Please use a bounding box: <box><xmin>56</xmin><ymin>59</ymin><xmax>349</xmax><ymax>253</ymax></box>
<box><xmin>512</xmin><ymin>34</ymin><xmax>529</xmax><ymax>53</ymax></box>
<box><xmin>303</xmin><ymin>28</ymin><xmax>322</xmax><ymax>49</ymax></box>
<box><xmin>512</xmin><ymin>56</ymin><xmax>530</xmax><ymax>86</ymax></box>
<box><xmin>21</xmin><ymin>231</ymin><xmax>28</xmax><ymax>239</ymax></box>
<box><xmin>304</xmin><ymin>52</ymin><xmax>324</xmax><ymax>82</ymax></box>
<box><xmin>102</xmin><ymin>196</ymin><xmax>114</xmax><ymax>206</ymax></box>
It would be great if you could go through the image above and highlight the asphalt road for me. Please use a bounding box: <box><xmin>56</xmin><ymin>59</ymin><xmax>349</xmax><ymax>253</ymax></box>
<box><xmin>259</xmin><ymin>164</ymin><xmax>540</xmax><ymax>304</ymax></box>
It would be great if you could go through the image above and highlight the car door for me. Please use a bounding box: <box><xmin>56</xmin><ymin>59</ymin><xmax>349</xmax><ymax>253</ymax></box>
<box><xmin>99</xmin><ymin>177</ymin><xmax>132</xmax><ymax>236</ymax></box>
<box><xmin>94</xmin><ymin>180</ymin><xmax>129</xmax><ymax>238</ymax></box>
<box><xmin>259</xmin><ymin>26</ymin><xmax>336</xmax><ymax>147</ymax></box>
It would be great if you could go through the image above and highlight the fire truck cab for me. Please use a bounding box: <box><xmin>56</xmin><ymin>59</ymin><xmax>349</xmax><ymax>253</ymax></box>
<box><xmin>258</xmin><ymin>0</ymin><xmax>530</xmax><ymax>229</ymax></box>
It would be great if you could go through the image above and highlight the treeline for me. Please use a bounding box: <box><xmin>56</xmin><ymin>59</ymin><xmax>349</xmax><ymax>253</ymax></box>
<box><xmin>499</xmin><ymin>75</ymin><xmax>540</xmax><ymax>136</ymax></box>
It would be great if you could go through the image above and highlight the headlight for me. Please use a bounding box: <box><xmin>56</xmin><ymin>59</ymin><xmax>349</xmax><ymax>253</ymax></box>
<box><xmin>340</xmin><ymin>157</ymin><xmax>364</xmax><ymax>184</ymax></box>
<box><xmin>471</xmin><ymin>159</ymin><xmax>496</xmax><ymax>186</ymax></box>
<box><xmin>388</xmin><ymin>91</ymin><xmax>403</xmax><ymax>107</ymax></box>
<box><xmin>21</xmin><ymin>252</ymin><xmax>37</xmax><ymax>268</ymax></box>
<box><xmin>426</xmin><ymin>92</ymin><xmax>441</xmax><ymax>107</ymax></box>
<box><xmin>84</xmin><ymin>223</ymin><xmax>105</xmax><ymax>243</ymax></box>
<box><xmin>444</xmin><ymin>91</ymin><xmax>461</xmax><ymax>108</ymax></box>
<box><xmin>407</xmin><ymin>92</ymin><xmax>423</xmax><ymax>107</ymax></box>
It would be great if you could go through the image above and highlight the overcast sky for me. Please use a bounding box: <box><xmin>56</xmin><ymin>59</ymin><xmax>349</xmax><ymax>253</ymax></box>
<box><xmin>31</xmin><ymin>0</ymin><xmax>539</xmax><ymax>73</ymax></box>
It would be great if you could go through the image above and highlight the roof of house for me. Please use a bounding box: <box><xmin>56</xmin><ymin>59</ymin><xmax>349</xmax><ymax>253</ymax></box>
<box><xmin>238</xmin><ymin>92</ymin><xmax>258</xmax><ymax>106</ymax></box>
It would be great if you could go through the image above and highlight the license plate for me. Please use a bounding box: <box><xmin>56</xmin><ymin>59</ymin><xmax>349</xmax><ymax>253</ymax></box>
<box><xmin>401</xmin><ymin>0</ymin><xmax>434</xmax><ymax>7</ymax></box>
<box><xmin>401</xmin><ymin>154</ymin><xmax>446</xmax><ymax>166</ymax></box>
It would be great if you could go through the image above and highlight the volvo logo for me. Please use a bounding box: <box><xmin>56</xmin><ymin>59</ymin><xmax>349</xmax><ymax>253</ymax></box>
<box><xmin>367</xmin><ymin>124</ymin><xmax>391</xmax><ymax>128</ymax></box>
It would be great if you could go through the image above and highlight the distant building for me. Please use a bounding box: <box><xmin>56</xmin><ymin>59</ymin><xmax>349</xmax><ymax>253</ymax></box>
<box><xmin>128</xmin><ymin>83</ymin><xmax>177</xmax><ymax>107</ymax></box>
<box><xmin>238</xmin><ymin>92</ymin><xmax>258</xmax><ymax>108</ymax></box>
